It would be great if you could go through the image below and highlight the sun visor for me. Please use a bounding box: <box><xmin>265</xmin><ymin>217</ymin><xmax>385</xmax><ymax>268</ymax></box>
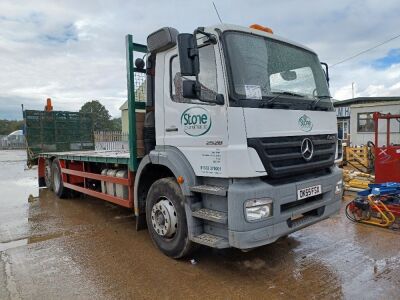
<box><xmin>147</xmin><ymin>27</ymin><xmax>179</xmax><ymax>53</ymax></box>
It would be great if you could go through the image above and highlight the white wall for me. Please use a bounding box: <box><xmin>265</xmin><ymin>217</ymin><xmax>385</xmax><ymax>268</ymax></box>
<box><xmin>350</xmin><ymin>101</ymin><xmax>400</xmax><ymax>146</ymax></box>
<box><xmin>121</xmin><ymin>109</ymin><xmax>129</xmax><ymax>133</ymax></box>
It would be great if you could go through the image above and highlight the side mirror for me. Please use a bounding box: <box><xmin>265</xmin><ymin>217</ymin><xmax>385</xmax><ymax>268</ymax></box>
<box><xmin>182</xmin><ymin>80</ymin><xmax>225</xmax><ymax>105</ymax></box>
<box><xmin>177</xmin><ymin>33</ymin><xmax>199</xmax><ymax>76</ymax></box>
<box><xmin>182</xmin><ymin>80</ymin><xmax>198</xmax><ymax>99</ymax></box>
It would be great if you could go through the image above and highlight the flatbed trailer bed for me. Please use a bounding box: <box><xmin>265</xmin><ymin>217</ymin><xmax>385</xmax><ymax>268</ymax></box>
<box><xmin>36</xmin><ymin>36</ymin><xmax>147</xmax><ymax>217</ymax></box>
<box><xmin>39</xmin><ymin>150</ymin><xmax>131</xmax><ymax>165</ymax></box>
<box><xmin>37</xmin><ymin>150</ymin><xmax>135</xmax><ymax>209</ymax></box>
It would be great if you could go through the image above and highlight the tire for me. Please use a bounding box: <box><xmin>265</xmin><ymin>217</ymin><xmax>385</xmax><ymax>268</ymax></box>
<box><xmin>146</xmin><ymin>177</ymin><xmax>194</xmax><ymax>258</ymax></box>
<box><xmin>52</xmin><ymin>159</ymin><xmax>69</xmax><ymax>198</ymax></box>
<box><xmin>44</xmin><ymin>159</ymin><xmax>53</xmax><ymax>190</ymax></box>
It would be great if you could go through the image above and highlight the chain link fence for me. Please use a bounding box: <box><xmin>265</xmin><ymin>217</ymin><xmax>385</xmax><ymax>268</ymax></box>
<box><xmin>0</xmin><ymin>135</ymin><xmax>26</xmax><ymax>150</ymax></box>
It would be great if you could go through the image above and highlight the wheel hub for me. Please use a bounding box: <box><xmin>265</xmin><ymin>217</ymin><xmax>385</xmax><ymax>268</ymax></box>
<box><xmin>151</xmin><ymin>198</ymin><xmax>178</xmax><ymax>237</ymax></box>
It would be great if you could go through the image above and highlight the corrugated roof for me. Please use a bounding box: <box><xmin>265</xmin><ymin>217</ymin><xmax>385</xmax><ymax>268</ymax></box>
<box><xmin>333</xmin><ymin>97</ymin><xmax>400</xmax><ymax>107</ymax></box>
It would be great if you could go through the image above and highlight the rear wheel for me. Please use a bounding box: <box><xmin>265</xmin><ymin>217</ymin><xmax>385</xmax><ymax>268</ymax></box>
<box><xmin>52</xmin><ymin>159</ymin><xmax>69</xmax><ymax>198</ymax></box>
<box><xmin>44</xmin><ymin>159</ymin><xmax>53</xmax><ymax>190</ymax></box>
<box><xmin>146</xmin><ymin>177</ymin><xmax>194</xmax><ymax>258</ymax></box>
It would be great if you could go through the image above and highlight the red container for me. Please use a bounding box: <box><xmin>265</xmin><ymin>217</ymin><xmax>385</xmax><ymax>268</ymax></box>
<box><xmin>374</xmin><ymin>112</ymin><xmax>400</xmax><ymax>183</ymax></box>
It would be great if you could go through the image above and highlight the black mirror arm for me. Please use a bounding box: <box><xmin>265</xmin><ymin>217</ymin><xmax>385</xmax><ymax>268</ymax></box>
<box><xmin>321</xmin><ymin>62</ymin><xmax>330</xmax><ymax>87</ymax></box>
<box><xmin>194</xmin><ymin>27</ymin><xmax>218</xmax><ymax>44</ymax></box>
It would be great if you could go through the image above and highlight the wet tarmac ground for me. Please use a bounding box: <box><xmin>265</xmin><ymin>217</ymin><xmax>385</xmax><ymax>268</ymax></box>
<box><xmin>0</xmin><ymin>150</ymin><xmax>399</xmax><ymax>299</ymax></box>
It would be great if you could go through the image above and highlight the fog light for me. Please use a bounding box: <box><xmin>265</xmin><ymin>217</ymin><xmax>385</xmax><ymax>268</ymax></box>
<box><xmin>245</xmin><ymin>198</ymin><xmax>273</xmax><ymax>222</ymax></box>
<box><xmin>335</xmin><ymin>179</ymin><xmax>343</xmax><ymax>195</ymax></box>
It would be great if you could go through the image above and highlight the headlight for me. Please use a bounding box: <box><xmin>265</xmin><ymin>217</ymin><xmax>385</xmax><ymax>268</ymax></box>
<box><xmin>245</xmin><ymin>198</ymin><xmax>273</xmax><ymax>222</ymax></box>
<box><xmin>335</xmin><ymin>179</ymin><xmax>343</xmax><ymax>195</ymax></box>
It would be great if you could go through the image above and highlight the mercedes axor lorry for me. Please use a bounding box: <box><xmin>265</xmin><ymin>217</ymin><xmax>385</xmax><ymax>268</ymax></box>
<box><xmin>35</xmin><ymin>23</ymin><xmax>343</xmax><ymax>258</ymax></box>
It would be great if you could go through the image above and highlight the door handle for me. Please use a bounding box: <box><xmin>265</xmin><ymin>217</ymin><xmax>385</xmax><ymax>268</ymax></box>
<box><xmin>166</xmin><ymin>126</ymin><xmax>178</xmax><ymax>132</ymax></box>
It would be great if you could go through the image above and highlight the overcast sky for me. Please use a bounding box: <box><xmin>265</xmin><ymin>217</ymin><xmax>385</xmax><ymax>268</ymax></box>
<box><xmin>1</xmin><ymin>0</ymin><xmax>400</xmax><ymax>119</ymax></box>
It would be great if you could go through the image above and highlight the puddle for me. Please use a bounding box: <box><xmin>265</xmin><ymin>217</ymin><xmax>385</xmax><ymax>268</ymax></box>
<box><xmin>28</xmin><ymin>232</ymin><xmax>69</xmax><ymax>244</ymax></box>
<box><xmin>0</xmin><ymin>232</ymin><xmax>71</xmax><ymax>252</ymax></box>
<box><xmin>0</xmin><ymin>238</ymin><xmax>28</xmax><ymax>252</ymax></box>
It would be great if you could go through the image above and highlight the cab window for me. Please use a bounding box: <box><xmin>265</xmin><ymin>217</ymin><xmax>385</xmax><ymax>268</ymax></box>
<box><xmin>170</xmin><ymin>44</ymin><xmax>217</xmax><ymax>103</ymax></box>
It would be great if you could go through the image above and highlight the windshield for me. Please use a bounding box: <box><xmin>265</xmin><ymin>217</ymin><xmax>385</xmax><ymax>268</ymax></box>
<box><xmin>223</xmin><ymin>31</ymin><xmax>332</xmax><ymax>110</ymax></box>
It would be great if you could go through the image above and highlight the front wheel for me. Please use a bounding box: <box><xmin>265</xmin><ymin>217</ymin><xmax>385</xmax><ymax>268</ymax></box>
<box><xmin>145</xmin><ymin>177</ymin><xmax>194</xmax><ymax>258</ymax></box>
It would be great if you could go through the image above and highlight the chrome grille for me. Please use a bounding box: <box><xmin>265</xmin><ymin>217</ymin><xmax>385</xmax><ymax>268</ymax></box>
<box><xmin>248</xmin><ymin>134</ymin><xmax>336</xmax><ymax>178</ymax></box>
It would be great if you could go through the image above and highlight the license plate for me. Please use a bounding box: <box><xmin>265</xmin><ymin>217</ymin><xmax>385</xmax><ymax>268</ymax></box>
<box><xmin>297</xmin><ymin>185</ymin><xmax>322</xmax><ymax>200</ymax></box>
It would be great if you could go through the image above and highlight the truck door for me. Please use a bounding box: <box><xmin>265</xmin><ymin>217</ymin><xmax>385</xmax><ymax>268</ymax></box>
<box><xmin>163</xmin><ymin>43</ymin><xmax>228</xmax><ymax>177</ymax></box>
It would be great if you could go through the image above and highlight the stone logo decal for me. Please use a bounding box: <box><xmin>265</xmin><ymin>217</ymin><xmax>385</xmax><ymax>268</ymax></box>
<box><xmin>181</xmin><ymin>107</ymin><xmax>212</xmax><ymax>136</ymax></box>
<box><xmin>298</xmin><ymin>114</ymin><xmax>313</xmax><ymax>132</ymax></box>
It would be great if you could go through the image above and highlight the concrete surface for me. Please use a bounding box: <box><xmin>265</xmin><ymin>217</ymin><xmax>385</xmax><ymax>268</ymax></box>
<box><xmin>0</xmin><ymin>150</ymin><xmax>399</xmax><ymax>299</ymax></box>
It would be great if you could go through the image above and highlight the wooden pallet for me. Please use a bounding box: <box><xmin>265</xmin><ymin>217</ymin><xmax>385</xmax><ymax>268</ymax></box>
<box><xmin>344</xmin><ymin>146</ymin><xmax>371</xmax><ymax>172</ymax></box>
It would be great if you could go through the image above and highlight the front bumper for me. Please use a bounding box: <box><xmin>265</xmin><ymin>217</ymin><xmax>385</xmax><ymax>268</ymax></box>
<box><xmin>227</xmin><ymin>166</ymin><xmax>342</xmax><ymax>249</ymax></box>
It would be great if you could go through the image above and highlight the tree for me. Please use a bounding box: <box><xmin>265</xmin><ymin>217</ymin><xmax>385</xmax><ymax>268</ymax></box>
<box><xmin>79</xmin><ymin>100</ymin><xmax>112</xmax><ymax>131</ymax></box>
<box><xmin>0</xmin><ymin>120</ymin><xmax>24</xmax><ymax>135</ymax></box>
<box><xmin>110</xmin><ymin>117</ymin><xmax>122</xmax><ymax>131</ymax></box>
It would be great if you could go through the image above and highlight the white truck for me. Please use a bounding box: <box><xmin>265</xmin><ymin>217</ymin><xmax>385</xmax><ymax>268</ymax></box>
<box><xmin>36</xmin><ymin>23</ymin><xmax>343</xmax><ymax>258</ymax></box>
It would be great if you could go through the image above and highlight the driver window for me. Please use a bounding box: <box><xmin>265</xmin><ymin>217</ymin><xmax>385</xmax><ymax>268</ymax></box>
<box><xmin>170</xmin><ymin>44</ymin><xmax>217</xmax><ymax>103</ymax></box>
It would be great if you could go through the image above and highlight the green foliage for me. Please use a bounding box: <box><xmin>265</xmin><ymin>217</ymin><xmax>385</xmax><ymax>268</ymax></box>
<box><xmin>110</xmin><ymin>117</ymin><xmax>122</xmax><ymax>131</ymax></box>
<box><xmin>79</xmin><ymin>100</ymin><xmax>122</xmax><ymax>131</ymax></box>
<box><xmin>79</xmin><ymin>100</ymin><xmax>112</xmax><ymax>131</ymax></box>
<box><xmin>0</xmin><ymin>119</ymin><xmax>24</xmax><ymax>135</ymax></box>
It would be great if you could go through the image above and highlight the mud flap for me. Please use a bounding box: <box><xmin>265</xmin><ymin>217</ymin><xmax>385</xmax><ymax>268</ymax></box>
<box><xmin>136</xmin><ymin>214</ymin><xmax>147</xmax><ymax>231</ymax></box>
<box><xmin>38</xmin><ymin>157</ymin><xmax>46</xmax><ymax>187</ymax></box>
<box><xmin>38</xmin><ymin>177</ymin><xmax>46</xmax><ymax>187</ymax></box>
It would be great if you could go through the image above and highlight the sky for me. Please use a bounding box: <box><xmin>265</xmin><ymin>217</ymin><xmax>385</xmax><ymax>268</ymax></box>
<box><xmin>0</xmin><ymin>0</ymin><xmax>400</xmax><ymax>119</ymax></box>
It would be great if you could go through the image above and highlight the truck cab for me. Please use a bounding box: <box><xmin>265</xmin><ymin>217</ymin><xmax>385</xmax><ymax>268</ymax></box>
<box><xmin>35</xmin><ymin>23</ymin><xmax>342</xmax><ymax>258</ymax></box>
<box><xmin>133</xmin><ymin>24</ymin><xmax>343</xmax><ymax>257</ymax></box>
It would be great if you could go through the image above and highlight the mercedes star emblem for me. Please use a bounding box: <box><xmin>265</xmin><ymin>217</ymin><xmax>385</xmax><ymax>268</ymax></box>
<box><xmin>301</xmin><ymin>138</ymin><xmax>314</xmax><ymax>161</ymax></box>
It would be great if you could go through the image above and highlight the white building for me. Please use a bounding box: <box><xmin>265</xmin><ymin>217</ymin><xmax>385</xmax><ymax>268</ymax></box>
<box><xmin>120</xmin><ymin>80</ymin><xmax>147</xmax><ymax>134</ymax></box>
<box><xmin>333</xmin><ymin>97</ymin><xmax>400</xmax><ymax>146</ymax></box>
<box><xmin>1</xmin><ymin>130</ymin><xmax>26</xmax><ymax>149</ymax></box>
<box><xmin>120</xmin><ymin>101</ymin><xmax>129</xmax><ymax>133</ymax></box>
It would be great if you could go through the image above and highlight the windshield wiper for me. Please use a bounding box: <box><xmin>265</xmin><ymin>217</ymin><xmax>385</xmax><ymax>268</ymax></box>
<box><xmin>259</xmin><ymin>101</ymin><xmax>290</xmax><ymax>109</ymax></box>
<box><xmin>309</xmin><ymin>95</ymin><xmax>332</xmax><ymax>110</ymax></box>
<box><xmin>261</xmin><ymin>91</ymin><xmax>305</xmax><ymax>108</ymax></box>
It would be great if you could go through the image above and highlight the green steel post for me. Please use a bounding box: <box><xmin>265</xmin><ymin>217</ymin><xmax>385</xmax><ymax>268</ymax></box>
<box><xmin>126</xmin><ymin>34</ymin><xmax>137</xmax><ymax>171</ymax></box>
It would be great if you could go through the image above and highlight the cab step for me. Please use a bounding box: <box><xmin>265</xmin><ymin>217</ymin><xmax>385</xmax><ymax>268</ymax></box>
<box><xmin>192</xmin><ymin>233</ymin><xmax>229</xmax><ymax>248</ymax></box>
<box><xmin>192</xmin><ymin>208</ymin><xmax>227</xmax><ymax>224</ymax></box>
<box><xmin>189</xmin><ymin>185</ymin><xmax>227</xmax><ymax>196</ymax></box>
